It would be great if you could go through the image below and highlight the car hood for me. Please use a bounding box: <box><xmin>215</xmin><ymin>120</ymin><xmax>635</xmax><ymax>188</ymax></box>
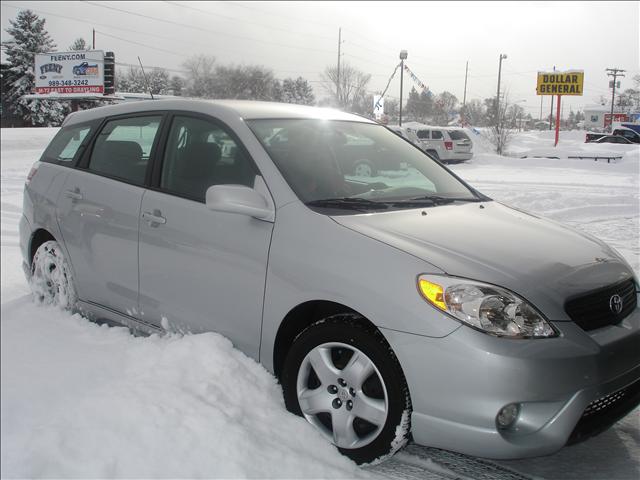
<box><xmin>332</xmin><ymin>201</ymin><xmax>635</xmax><ymax>321</ymax></box>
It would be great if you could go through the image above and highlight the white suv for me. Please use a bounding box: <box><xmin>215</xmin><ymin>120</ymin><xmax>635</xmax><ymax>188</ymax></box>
<box><xmin>406</xmin><ymin>125</ymin><xmax>473</xmax><ymax>164</ymax></box>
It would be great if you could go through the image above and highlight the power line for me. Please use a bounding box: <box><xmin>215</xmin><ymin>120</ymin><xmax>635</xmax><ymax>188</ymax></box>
<box><xmin>95</xmin><ymin>31</ymin><xmax>185</xmax><ymax>57</ymax></box>
<box><xmin>224</xmin><ymin>1</ymin><xmax>337</xmax><ymax>29</ymax></box>
<box><xmin>81</xmin><ymin>1</ymin><xmax>336</xmax><ymax>55</ymax></box>
<box><xmin>163</xmin><ymin>1</ymin><xmax>335</xmax><ymax>42</ymax></box>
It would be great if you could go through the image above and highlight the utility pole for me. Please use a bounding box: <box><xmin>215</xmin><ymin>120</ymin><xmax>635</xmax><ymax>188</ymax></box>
<box><xmin>399</xmin><ymin>50</ymin><xmax>407</xmax><ymax>126</ymax></box>
<box><xmin>606</xmin><ymin>67</ymin><xmax>625</xmax><ymax>132</ymax></box>
<box><xmin>336</xmin><ymin>27</ymin><xmax>342</xmax><ymax>108</ymax></box>
<box><xmin>462</xmin><ymin>60</ymin><xmax>468</xmax><ymax>126</ymax></box>
<box><xmin>92</xmin><ymin>29</ymin><xmax>95</xmax><ymax>49</ymax></box>
<box><xmin>496</xmin><ymin>54</ymin><xmax>507</xmax><ymax>127</ymax></box>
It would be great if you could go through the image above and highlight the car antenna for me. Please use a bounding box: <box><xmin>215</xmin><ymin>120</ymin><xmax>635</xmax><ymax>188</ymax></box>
<box><xmin>137</xmin><ymin>56</ymin><xmax>155</xmax><ymax>100</ymax></box>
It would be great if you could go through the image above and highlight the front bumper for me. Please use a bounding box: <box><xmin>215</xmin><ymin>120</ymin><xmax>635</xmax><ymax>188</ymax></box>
<box><xmin>381</xmin><ymin>301</ymin><xmax>640</xmax><ymax>459</ymax></box>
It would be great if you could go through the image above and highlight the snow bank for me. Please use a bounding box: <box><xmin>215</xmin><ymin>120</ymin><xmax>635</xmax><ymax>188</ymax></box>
<box><xmin>0</xmin><ymin>300</ymin><xmax>369</xmax><ymax>479</ymax></box>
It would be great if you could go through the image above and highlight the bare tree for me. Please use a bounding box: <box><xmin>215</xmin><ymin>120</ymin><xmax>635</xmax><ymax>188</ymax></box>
<box><xmin>321</xmin><ymin>62</ymin><xmax>371</xmax><ymax>111</ymax></box>
<box><xmin>484</xmin><ymin>93</ymin><xmax>516</xmax><ymax>155</ymax></box>
<box><xmin>183</xmin><ymin>54</ymin><xmax>216</xmax><ymax>98</ymax></box>
<box><xmin>432</xmin><ymin>91</ymin><xmax>458</xmax><ymax>126</ymax></box>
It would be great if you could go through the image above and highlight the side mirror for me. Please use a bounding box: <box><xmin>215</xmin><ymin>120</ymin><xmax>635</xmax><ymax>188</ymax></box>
<box><xmin>205</xmin><ymin>185</ymin><xmax>274</xmax><ymax>221</ymax></box>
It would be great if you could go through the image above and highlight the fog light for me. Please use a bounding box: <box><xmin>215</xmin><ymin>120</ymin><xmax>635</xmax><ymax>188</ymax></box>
<box><xmin>496</xmin><ymin>403</ymin><xmax>519</xmax><ymax>429</ymax></box>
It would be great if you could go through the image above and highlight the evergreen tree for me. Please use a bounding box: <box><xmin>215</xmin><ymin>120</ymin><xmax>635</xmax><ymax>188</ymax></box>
<box><xmin>404</xmin><ymin>87</ymin><xmax>421</xmax><ymax>121</ymax></box>
<box><xmin>2</xmin><ymin>10</ymin><xmax>69</xmax><ymax>126</ymax></box>
<box><xmin>281</xmin><ymin>77</ymin><xmax>315</xmax><ymax>105</ymax></box>
<box><xmin>169</xmin><ymin>75</ymin><xmax>184</xmax><ymax>96</ymax></box>
<box><xmin>117</xmin><ymin>66</ymin><xmax>147</xmax><ymax>93</ymax></box>
<box><xmin>147</xmin><ymin>68</ymin><xmax>170</xmax><ymax>95</ymax></box>
<box><xmin>69</xmin><ymin>38</ymin><xmax>89</xmax><ymax>51</ymax></box>
<box><xmin>459</xmin><ymin>99</ymin><xmax>485</xmax><ymax>126</ymax></box>
<box><xmin>404</xmin><ymin>87</ymin><xmax>432</xmax><ymax>122</ymax></box>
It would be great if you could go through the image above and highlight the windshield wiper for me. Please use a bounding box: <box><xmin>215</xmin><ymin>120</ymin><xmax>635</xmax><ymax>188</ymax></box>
<box><xmin>402</xmin><ymin>194</ymin><xmax>483</xmax><ymax>204</ymax></box>
<box><xmin>306</xmin><ymin>197</ymin><xmax>390</xmax><ymax>211</ymax></box>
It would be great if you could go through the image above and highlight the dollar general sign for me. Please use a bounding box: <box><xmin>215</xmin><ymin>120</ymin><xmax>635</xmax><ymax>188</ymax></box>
<box><xmin>537</xmin><ymin>71</ymin><xmax>584</xmax><ymax>95</ymax></box>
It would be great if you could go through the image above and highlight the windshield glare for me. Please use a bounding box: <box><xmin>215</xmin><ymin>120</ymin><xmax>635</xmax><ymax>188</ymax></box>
<box><xmin>247</xmin><ymin>119</ymin><xmax>478</xmax><ymax>209</ymax></box>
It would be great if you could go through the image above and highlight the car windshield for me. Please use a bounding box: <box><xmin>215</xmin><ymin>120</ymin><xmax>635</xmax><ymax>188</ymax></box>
<box><xmin>247</xmin><ymin>119</ymin><xmax>480</xmax><ymax>212</ymax></box>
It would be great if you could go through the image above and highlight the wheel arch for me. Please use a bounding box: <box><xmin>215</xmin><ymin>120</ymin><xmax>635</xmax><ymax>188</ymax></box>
<box><xmin>29</xmin><ymin>228</ymin><xmax>57</xmax><ymax>267</ymax></box>
<box><xmin>273</xmin><ymin>300</ymin><xmax>382</xmax><ymax>380</ymax></box>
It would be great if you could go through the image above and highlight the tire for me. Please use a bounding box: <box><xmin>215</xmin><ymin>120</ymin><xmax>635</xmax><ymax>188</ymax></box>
<box><xmin>30</xmin><ymin>240</ymin><xmax>77</xmax><ymax>310</ymax></box>
<box><xmin>281</xmin><ymin>314</ymin><xmax>412</xmax><ymax>465</ymax></box>
<box><xmin>426</xmin><ymin>150</ymin><xmax>440</xmax><ymax>161</ymax></box>
<box><xmin>353</xmin><ymin>160</ymin><xmax>376</xmax><ymax>177</ymax></box>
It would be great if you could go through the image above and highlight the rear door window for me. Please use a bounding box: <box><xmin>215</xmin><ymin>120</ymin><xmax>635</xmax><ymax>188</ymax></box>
<box><xmin>88</xmin><ymin>115</ymin><xmax>162</xmax><ymax>186</ymax></box>
<box><xmin>431</xmin><ymin>130</ymin><xmax>444</xmax><ymax>140</ymax></box>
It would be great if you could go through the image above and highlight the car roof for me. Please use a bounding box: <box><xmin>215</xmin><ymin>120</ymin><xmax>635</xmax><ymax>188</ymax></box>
<box><xmin>63</xmin><ymin>98</ymin><xmax>376</xmax><ymax>126</ymax></box>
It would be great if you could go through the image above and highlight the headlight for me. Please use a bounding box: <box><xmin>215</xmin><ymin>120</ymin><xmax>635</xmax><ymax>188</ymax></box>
<box><xmin>417</xmin><ymin>274</ymin><xmax>557</xmax><ymax>338</ymax></box>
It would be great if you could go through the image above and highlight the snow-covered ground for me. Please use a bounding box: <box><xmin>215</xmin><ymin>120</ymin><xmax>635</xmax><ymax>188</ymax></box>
<box><xmin>1</xmin><ymin>127</ymin><xmax>638</xmax><ymax>479</ymax></box>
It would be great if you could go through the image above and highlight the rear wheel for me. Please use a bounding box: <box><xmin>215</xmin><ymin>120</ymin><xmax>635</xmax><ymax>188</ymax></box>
<box><xmin>30</xmin><ymin>240</ymin><xmax>77</xmax><ymax>310</ymax></box>
<box><xmin>282</xmin><ymin>315</ymin><xmax>411</xmax><ymax>464</ymax></box>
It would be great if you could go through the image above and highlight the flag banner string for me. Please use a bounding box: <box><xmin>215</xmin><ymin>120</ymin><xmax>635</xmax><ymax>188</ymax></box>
<box><xmin>374</xmin><ymin>61</ymin><xmax>402</xmax><ymax>111</ymax></box>
<box><xmin>403</xmin><ymin>64</ymin><xmax>433</xmax><ymax>98</ymax></box>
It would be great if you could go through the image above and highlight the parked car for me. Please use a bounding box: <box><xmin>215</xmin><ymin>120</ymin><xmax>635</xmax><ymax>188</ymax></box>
<box><xmin>586</xmin><ymin>127</ymin><xmax>640</xmax><ymax>144</ymax></box>
<box><xmin>408</xmin><ymin>125</ymin><xmax>474</xmax><ymax>163</ymax></box>
<box><xmin>386</xmin><ymin>125</ymin><xmax>420</xmax><ymax>146</ymax></box>
<box><xmin>594</xmin><ymin>135</ymin><xmax>634</xmax><ymax>144</ymax></box>
<box><xmin>21</xmin><ymin>100</ymin><xmax>640</xmax><ymax>465</ymax></box>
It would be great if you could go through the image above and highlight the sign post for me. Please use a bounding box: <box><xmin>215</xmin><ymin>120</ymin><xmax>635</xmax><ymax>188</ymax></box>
<box><xmin>555</xmin><ymin>94</ymin><xmax>561</xmax><ymax>146</ymax></box>
<box><xmin>536</xmin><ymin>70</ymin><xmax>583</xmax><ymax>146</ymax></box>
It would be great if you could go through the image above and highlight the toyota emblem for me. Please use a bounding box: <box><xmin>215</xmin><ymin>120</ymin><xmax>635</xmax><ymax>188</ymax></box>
<box><xmin>609</xmin><ymin>294</ymin><xmax>623</xmax><ymax>315</ymax></box>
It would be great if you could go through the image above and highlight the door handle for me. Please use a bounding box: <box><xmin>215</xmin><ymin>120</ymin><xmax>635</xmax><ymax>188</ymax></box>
<box><xmin>142</xmin><ymin>210</ymin><xmax>166</xmax><ymax>226</ymax></box>
<box><xmin>64</xmin><ymin>189</ymin><xmax>83</xmax><ymax>200</ymax></box>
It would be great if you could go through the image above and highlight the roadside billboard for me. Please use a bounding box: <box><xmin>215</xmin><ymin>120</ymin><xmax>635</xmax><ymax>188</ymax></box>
<box><xmin>35</xmin><ymin>50</ymin><xmax>105</xmax><ymax>95</ymax></box>
<box><xmin>536</xmin><ymin>70</ymin><xmax>584</xmax><ymax>96</ymax></box>
<box><xmin>604</xmin><ymin>113</ymin><xmax>629</xmax><ymax>128</ymax></box>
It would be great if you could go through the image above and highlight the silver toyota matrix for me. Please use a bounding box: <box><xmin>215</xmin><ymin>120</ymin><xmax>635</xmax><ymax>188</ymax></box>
<box><xmin>20</xmin><ymin>100</ymin><xmax>640</xmax><ymax>465</ymax></box>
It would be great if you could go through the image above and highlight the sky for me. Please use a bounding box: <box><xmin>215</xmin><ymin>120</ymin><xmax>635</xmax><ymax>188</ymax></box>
<box><xmin>1</xmin><ymin>1</ymin><xmax>639</xmax><ymax>118</ymax></box>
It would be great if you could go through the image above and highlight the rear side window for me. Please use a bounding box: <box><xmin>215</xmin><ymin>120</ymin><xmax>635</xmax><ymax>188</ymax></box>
<box><xmin>41</xmin><ymin>123</ymin><xmax>95</xmax><ymax>164</ymax></box>
<box><xmin>431</xmin><ymin>131</ymin><xmax>443</xmax><ymax>140</ymax></box>
<box><xmin>416</xmin><ymin>130</ymin><xmax>429</xmax><ymax>139</ymax></box>
<box><xmin>448</xmin><ymin>130</ymin><xmax>470</xmax><ymax>141</ymax></box>
<box><xmin>615</xmin><ymin>129</ymin><xmax>638</xmax><ymax>141</ymax></box>
<box><xmin>88</xmin><ymin>115</ymin><xmax>162</xmax><ymax>185</ymax></box>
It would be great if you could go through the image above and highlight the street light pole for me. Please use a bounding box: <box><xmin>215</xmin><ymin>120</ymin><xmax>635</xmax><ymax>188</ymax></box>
<box><xmin>399</xmin><ymin>50</ymin><xmax>407</xmax><ymax>126</ymax></box>
<box><xmin>496</xmin><ymin>54</ymin><xmax>507</xmax><ymax>127</ymax></box>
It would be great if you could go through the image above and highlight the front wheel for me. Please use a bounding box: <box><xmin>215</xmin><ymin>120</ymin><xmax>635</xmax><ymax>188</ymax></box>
<box><xmin>30</xmin><ymin>240</ymin><xmax>77</xmax><ymax>310</ymax></box>
<box><xmin>281</xmin><ymin>315</ymin><xmax>411</xmax><ymax>464</ymax></box>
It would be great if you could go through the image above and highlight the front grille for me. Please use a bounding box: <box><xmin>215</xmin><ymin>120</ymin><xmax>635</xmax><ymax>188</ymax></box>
<box><xmin>565</xmin><ymin>279</ymin><xmax>637</xmax><ymax>331</ymax></box>
<box><xmin>567</xmin><ymin>378</ymin><xmax>640</xmax><ymax>445</ymax></box>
